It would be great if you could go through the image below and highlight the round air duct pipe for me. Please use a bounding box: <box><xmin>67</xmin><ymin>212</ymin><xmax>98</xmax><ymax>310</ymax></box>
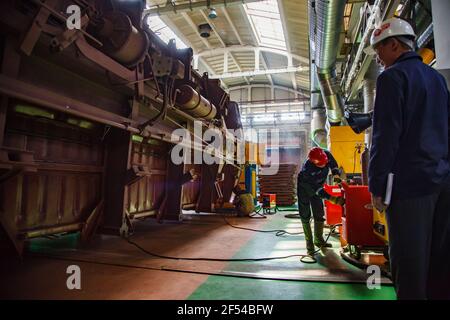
<box><xmin>311</xmin><ymin>0</ymin><xmax>347</xmax><ymax>125</ymax></box>
<box><xmin>176</xmin><ymin>85</ymin><xmax>217</xmax><ymax>120</ymax></box>
<box><xmin>90</xmin><ymin>11</ymin><xmax>149</xmax><ymax>66</ymax></box>
<box><xmin>361</xmin><ymin>61</ymin><xmax>380</xmax><ymax>184</ymax></box>
<box><xmin>311</xmin><ymin>108</ymin><xmax>328</xmax><ymax>148</ymax></box>
<box><xmin>362</xmin><ymin>62</ymin><xmax>380</xmax><ymax>146</ymax></box>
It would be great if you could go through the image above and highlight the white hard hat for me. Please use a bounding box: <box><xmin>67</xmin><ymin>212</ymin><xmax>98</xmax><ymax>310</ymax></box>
<box><xmin>364</xmin><ymin>17</ymin><xmax>416</xmax><ymax>55</ymax></box>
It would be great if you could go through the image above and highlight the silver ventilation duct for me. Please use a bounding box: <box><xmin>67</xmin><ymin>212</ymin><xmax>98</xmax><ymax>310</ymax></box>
<box><xmin>361</xmin><ymin>61</ymin><xmax>380</xmax><ymax>185</ymax></box>
<box><xmin>310</xmin><ymin>0</ymin><xmax>346</xmax><ymax>125</ymax></box>
<box><xmin>363</xmin><ymin>62</ymin><xmax>380</xmax><ymax>146</ymax></box>
<box><xmin>311</xmin><ymin>108</ymin><xmax>328</xmax><ymax>148</ymax></box>
<box><xmin>309</xmin><ymin>0</ymin><xmax>327</xmax><ymax>148</ymax></box>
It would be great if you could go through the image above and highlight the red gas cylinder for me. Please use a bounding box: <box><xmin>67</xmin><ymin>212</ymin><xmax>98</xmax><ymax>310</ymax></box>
<box><xmin>323</xmin><ymin>184</ymin><xmax>342</xmax><ymax>225</ymax></box>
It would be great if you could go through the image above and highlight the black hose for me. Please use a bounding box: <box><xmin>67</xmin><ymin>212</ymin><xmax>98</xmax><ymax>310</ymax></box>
<box><xmin>126</xmin><ymin>237</ymin><xmax>310</xmax><ymax>262</ymax></box>
<box><xmin>222</xmin><ymin>215</ymin><xmax>303</xmax><ymax>237</ymax></box>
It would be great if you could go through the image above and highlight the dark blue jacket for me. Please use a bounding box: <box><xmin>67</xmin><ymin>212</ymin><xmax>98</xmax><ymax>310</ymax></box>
<box><xmin>298</xmin><ymin>150</ymin><xmax>339</xmax><ymax>198</ymax></box>
<box><xmin>369</xmin><ymin>52</ymin><xmax>450</xmax><ymax>200</ymax></box>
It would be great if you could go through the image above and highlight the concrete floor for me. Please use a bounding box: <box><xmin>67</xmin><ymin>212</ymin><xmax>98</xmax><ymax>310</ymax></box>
<box><xmin>0</xmin><ymin>212</ymin><xmax>396</xmax><ymax>300</ymax></box>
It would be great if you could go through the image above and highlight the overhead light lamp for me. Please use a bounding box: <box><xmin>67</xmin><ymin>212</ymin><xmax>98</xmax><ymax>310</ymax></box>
<box><xmin>199</xmin><ymin>23</ymin><xmax>212</xmax><ymax>38</ymax></box>
<box><xmin>208</xmin><ymin>8</ymin><xmax>218</xmax><ymax>19</ymax></box>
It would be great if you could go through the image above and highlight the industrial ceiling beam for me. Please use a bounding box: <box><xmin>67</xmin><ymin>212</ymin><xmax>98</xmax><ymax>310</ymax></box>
<box><xmin>159</xmin><ymin>14</ymin><xmax>225</xmax><ymax>88</ymax></box>
<box><xmin>220</xmin><ymin>7</ymin><xmax>261</xmax><ymax>84</ymax></box>
<box><xmin>222</xmin><ymin>8</ymin><xmax>274</xmax><ymax>85</ymax></box>
<box><xmin>178</xmin><ymin>12</ymin><xmax>230</xmax><ymax>88</ymax></box>
<box><xmin>199</xmin><ymin>9</ymin><xmax>250</xmax><ymax>85</ymax></box>
<box><xmin>181</xmin><ymin>12</ymin><xmax>211</xmax><ymax>50</ymax></box>
<box><xmin>222</xmin><ymin>6</ymin><xmax>274</xmax><ymax>86</ymax></box>
<box><xmin>228</xmin><ymin>84</ymin><xmax>309</xmax><ymax>97</ymax></box>
<box><xmin>277</xmin><ymin>0</ymin><xmax>298</xmax><ymax>94</ymax></box>
<box><xmin>209</xmin><ymin>66</ymin><xmax>308</xmax><ymax>79</ymax></box>
<box><xmin>258</xmin><ymin>51</ymin><xmax>274</xmax><ymax>86</ymax></box>
<box><xmin>238</xmin><ymin>3</ymin><xmax>273</xmax><ymax>87</ymax></box>
<box><xmin>196</xmin><ymin>45</ymin><xmax>309</xmax><ymax>65</ymax></box>
<box><xmin>144</xmin><ymin>0</ymin><xmax>265</xmax><ymax>17</ymax></box>
<box><xmin>221</xmin><ymin>7</ymin><xmax>243</xmax><ymax>44</ymax></box>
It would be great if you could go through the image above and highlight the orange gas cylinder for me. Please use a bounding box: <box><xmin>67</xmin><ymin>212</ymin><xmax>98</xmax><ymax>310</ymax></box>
<box><xmin>340</xmin><ymin>182</ymin><xmax>385</xmax><ymax>247</ymax></box>
<box><xmin>323</xmin><ymin>184</ymin><xmax>342</xmax><ymax>225</ymax></box>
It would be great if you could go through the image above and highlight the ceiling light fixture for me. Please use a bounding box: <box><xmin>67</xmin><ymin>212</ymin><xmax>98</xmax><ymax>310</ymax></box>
<box><xmin>208</xmin><ymin>8</ymin><xmax>218</xmax><ymax>19</ymax></box>
<box><xmin>199</xmin><ymin>23</ymin><xmax>212</xmax><ymax>38</ymax></box>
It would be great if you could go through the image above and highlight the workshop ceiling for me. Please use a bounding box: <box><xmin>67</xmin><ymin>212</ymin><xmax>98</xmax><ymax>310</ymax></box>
<box><xmin>145</xmin><ymin>0</ymin><xmax>311</xmax><ymax>97</ymax></box>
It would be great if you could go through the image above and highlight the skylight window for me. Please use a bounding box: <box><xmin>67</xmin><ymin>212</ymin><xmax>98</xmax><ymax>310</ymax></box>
<box><xmin>146</xmin><ymin>16</ymin><xmax>188</xmax><ymax>49</ymax></box>
<box><xmin>245</xmin><ymin>0</ymin><xmax>286</xmax><ymax>50</ymax></box>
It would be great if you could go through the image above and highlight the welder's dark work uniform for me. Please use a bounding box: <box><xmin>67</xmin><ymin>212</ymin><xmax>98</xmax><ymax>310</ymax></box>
<box><xmin>369</xmin><ymin>52</ymin><xmax>450</xmax><ymax>299</ymax></box>
<box><xmin>297</xmin><ymin>150</ymin><xmax>339</xmax><ymax>223</ymax></box>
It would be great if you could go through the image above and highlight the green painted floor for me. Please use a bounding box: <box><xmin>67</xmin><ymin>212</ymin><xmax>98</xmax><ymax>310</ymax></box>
<box><xmin>21</xmin><ymin>207</ymin><xmax>396</xmax><ymax>300</ymax></box>
<box><xmin>189</xmin><ymin>208</ymin><xmax>396</xmax><ymax>300</ymax></box>
<box><xmin>188</xmin><ymin>276</ymin><xmax>395</xmax><ymax>300</ymax></box>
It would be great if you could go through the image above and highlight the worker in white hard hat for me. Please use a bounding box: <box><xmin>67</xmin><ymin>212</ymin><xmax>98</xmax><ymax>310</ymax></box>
<box><xmin>366</xmin><ymin>17</ymin><xmax>450</xmax><ymax>299</ymax></box>
<box><xmin>364</xmin><ymin>17</ymin><xmax>416</xmax><ymax>56</ymax></box>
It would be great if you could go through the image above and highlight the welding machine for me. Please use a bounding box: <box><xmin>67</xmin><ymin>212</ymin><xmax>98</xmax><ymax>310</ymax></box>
<box><xmin>340</xmin><ymin>182</ymin><xmax>385</xmax><ymax>259</ymax></box>
<box><xmin>373</xmin><ymin>208</ymin><xmax>389</xmax><ymax>243</ymax></box>
<box><xmin>261</xmin><ymin>193</ymin><xmax>276</xmax><ymax>214</ymax></box>
<box><xmin>324</xmin><ymin>184</ymin><xmax>343</xmax><ymax>225</ymax></box>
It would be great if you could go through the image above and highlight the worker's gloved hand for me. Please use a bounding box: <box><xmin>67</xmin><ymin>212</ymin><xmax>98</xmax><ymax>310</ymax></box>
<box><xmin>333</xmin><ymin>175</ymin><xmax>342</xmax><ymax>185</ymax></box>
<box><xmin>329</xmin><ymin>196</ymin><xmax>345</xmax><ymax>206</ymax></box>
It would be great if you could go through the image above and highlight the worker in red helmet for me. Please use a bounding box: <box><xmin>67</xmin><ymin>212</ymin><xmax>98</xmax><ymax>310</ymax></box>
<box><xmin>297</xmin><ymin>147</ymin><xmax>344</xmax><ymax>256</ymax></box>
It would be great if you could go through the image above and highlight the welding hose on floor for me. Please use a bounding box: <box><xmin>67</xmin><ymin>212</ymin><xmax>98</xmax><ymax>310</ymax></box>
<box><xmin>33</xmin><ymin>249</ymin><xmax>386</xmax><ymax>285</ymax></box>
<box><xmin>274</xmin><ymin>206</ymin><xmax>301</xmax><ymax>219</ymax></box>
<box><xmin>124</xmin><ymin>220</ymin><xmax>339</xmax><ymax>264</ymax></box>
<box><xmin>222</xmin><ymin>215</ymin><xmax>303</xmax><ymax>237</ymax></box>
<box><xmin>125</xmin><ymin>237</ymin><xmax>311</xmax><ymax>262</ymax></box>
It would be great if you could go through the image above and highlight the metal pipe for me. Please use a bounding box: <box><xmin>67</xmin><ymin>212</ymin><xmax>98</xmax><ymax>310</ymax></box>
<box><xmin>343</xmin><ymin>0</ymin><xmax>383</xmax><ymax>94</ymax></box>
<box><xmin>0</xmin><ymin>74</ymin><xmax>142</xmax><ymax>134</ymax></box>
<box><xmin>129</xmin><ymin>210</ymin><xmax>157</xmax><ymax>219</ymax></box>
<box><xmin>309</xmin><ymin>64</ymin><xmax>322</xmax><ymax>116</ymax></box>
<box><xmin>317</xmin><ymin>70</ymin><xmax>345</xmax><ymax>124</ymax></box>
<box><xmin>361</xmin><ymin>61</ymin><xmax>380</xmax><ymax>185</ymax></box>
<box><xmin>308</xmin><ymin>1</ymin><xmax>328</xmax><ymax>146</ymax></box>
<box><xmin>416</xmin><ymin>23</ymin><xmax>433</xmax><ymax>49</ymax></box>
<box><xmin>311</xmin><ymin>108</ymin><xmax>327</xmax><ymax>148</ymax></box>
<box><xmin>176</xmin><ymin>85</ymin><xmax>217</xmax><ymax>120</ymax></box>
<box><xmin>94</xmin><ymin>12</ymin><xmax>149</xmax><ymax>66</ymax></box>
<box><xmin>144</xmin><ymin>0</ymin><xmax>265</xmax><ymax>17</ymax></box>
<box><xmin>311</xmin><ymin>0</ymin><xmax>347</xmax><ymax>125</ymax></box>
<box><xmin>363</xmin><ymin>62</ymin><xmax>380</xmax><ymax>146</ymax></box>
<box><xmin>314</xmin><ymin>0</ymin><xmax>346</xmax><ymax>71</ymax></box>
<box><xmin>21</xmin><ymin>223</ymin><xmax>84</xmax><ymax>239</ymax></box>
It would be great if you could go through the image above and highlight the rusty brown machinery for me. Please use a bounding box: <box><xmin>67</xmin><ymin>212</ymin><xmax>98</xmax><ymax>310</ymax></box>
<box><xmin>0</xmin><ymin>0</ymin><xmax>243</xmax><ymax>255</ymax></box>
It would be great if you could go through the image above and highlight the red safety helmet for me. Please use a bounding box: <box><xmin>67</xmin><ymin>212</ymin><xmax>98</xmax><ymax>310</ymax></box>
<box><xmin>308</xmin><ymin>147</ymin><xmax>328</xmax><ymax>167</ymax></box>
